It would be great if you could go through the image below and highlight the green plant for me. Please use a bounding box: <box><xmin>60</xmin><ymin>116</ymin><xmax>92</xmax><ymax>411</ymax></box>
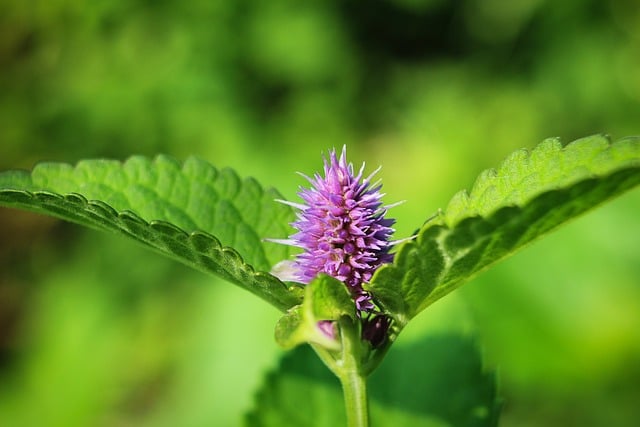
<box><xmin>1</xmin><ymin>134</ymin><xmax>638</xmax><ymax>426</ymax></box>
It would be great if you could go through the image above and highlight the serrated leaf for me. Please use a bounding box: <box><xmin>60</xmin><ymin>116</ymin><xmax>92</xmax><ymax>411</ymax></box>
<box><xmin>370</xmin><ymin>135</ymin><xmax>640</xmax><ymax>323</ymax></box>
<box><xmin>275</xmin><ymin>274</ymin><xmax>355</xmax><ymax>350</ymax></box>
<box><xmin>0</xmin><ymin>155</ymin><xmax>301</xmax><ymax>312</ymax></box>
<box><xmin>246</xmin><ymin>334</ymin><xmax>500</xmax><ymax>427</ymax></box>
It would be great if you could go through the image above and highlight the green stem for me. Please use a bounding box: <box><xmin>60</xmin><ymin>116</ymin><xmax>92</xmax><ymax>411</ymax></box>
<box><xmin>338</xmin><ymin>317</ymin><xmax>369</xmax><ymax>427</ymax></box>
<box><xmin>340</xmin><ymin>366</ymin><xmax>369</xmax><ymax>427</ymax></box>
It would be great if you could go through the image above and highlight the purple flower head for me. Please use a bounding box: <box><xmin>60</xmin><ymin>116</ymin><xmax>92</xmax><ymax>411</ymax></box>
<box><xmin>274</xmin><ymin>146</ymin><xmax>396</xmax><ymax>315</ymax></box>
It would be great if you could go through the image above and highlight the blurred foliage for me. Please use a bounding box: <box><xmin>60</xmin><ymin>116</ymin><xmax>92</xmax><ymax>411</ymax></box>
<box><xmin>0</xmin><ymin>0</ymin><xmax>639</xmax><ymax>426</ymax></box>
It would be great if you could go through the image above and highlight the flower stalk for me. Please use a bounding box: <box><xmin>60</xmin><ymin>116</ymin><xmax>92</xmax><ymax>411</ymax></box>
<box><xmin>310</xmin><ymin>316</ymin><xmax>370</xmax><ymax>427</ymax></box>
<box><xmin>272</xmin><ymin>146</ymin><xmax>399</xmax><ymax>426</ymax></box>
<box><xmin>337</xmin><ymin>317</ymin><xmax>370</xmax><ymax>427</ymax></box>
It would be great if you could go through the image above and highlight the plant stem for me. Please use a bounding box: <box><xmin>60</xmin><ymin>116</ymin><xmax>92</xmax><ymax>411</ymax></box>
<box><xmin>340</xmin><ymin>366</ymin><xmax>369</xmax><ymax>427</ymax></box>
<box><xmin>338</xmin><ymin>317</ymin><xmax>369</xmax><ymax>427</ymax></box>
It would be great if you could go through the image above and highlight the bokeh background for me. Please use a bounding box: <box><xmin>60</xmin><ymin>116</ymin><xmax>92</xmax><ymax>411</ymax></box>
<box><xmin>1</xmin><ymin>0</ymin><xmax>639</xmax><ymax>426</ymax></box>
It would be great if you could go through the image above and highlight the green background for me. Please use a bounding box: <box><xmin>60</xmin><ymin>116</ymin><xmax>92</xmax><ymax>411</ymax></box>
<box><xmin>1</xmin><ymin>0</ymin><xmax>639</xmax><ymax>425</ymax></box>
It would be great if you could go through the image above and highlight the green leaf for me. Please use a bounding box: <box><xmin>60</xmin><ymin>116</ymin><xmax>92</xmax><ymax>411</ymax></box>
<box><xmin>0</xmin><ymin>155</ymin><xmax>301</xmax><ymax>312</ymax></box>
<box><xmin>246</xmin><ymin>334</ymin><xmax>500</xmax><ymax>427</ymax></box>
<box><xmin>275</xmin><ymin>274</ymin><xmax>355</xmax><ymax>350</ymax></box>
<box><xmin>370</xmin><ymin>135</ymin><xmax>640</xmax><ymax>324</ymax></box>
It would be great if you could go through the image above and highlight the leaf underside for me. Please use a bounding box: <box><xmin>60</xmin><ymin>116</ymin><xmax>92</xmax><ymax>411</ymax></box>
<box><xmin>369</xmin><ymin>134</ymin><xmax>640</xmax><ymax>324</ymax></box>
<box><xmin>0</xmin><ymin>155</ymin><xmax>301</xmax><ymax>312</ymax></box>
<box><xmin>246</xmin><ymin>333</ymin><xmax>500</xmax><ymax>427</ymax></box>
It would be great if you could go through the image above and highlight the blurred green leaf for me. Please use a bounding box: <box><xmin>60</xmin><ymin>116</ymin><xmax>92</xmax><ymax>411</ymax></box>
<box><xmin>0</xmin><ymin>155</ymin><xmax>301</xmax><ymax>312</ymax></box>
<box><xmin>370</xmin><ymin>135</ymin><xmax>640</xmax><ymax>324</ymax></box>
<box><xmin>275</xmin><ymin>274</ymin><xmax>355</xmax><ymax>350</ymax></box>
<box><xmin>246</xmin><ymin>333</ymin><xmax>499</xmax><ymax>427</ymax></box>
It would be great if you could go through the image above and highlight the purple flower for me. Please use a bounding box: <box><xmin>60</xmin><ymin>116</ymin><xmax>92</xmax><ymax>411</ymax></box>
<box><xmin>273</xmin><ymin>146</ymin><xmax>396</xmax><ymax>315</ymax></box>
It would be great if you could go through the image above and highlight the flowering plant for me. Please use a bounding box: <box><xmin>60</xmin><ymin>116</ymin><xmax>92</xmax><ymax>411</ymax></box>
<box><xmin>0</xmin><ymin>134</ymin><xmax>639</xmax><ymax>426</ymax></box>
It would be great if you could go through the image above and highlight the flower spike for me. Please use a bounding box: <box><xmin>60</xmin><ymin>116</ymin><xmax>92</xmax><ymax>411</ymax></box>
<box><xmin>274</xmin><ymin>146</ymin><xmax>397</xmax><ymax>315</ymax></box>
